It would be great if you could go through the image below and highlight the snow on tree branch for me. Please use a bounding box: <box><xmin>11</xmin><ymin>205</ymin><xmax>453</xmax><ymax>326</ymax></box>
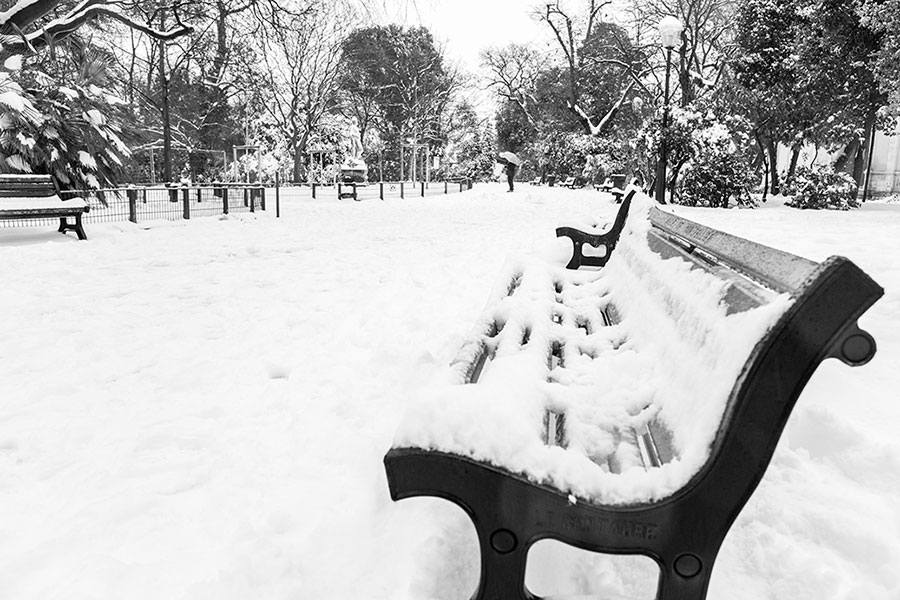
<box><xmin>0</xmin><ymin>0</ymin><xmax>193</xmax><ymax>56</ymax></box>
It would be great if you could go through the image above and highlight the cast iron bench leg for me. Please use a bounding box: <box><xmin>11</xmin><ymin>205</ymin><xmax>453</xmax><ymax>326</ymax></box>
<box><xmin>654</xmin><ymin>564</ymin><xmax>714</xmax><ymax>600</ymax></box>
<box><xmin>58</xmin><ymin>215</ymin><xmax>88</xmax><ymax>240</ymax></box>
<box><xmin>385</xmin><ymin>448</ymin><xmax>724</xmax><ymax>600</ymax></box>
<box><xmin>74</xmin><ymin>213</ymin><xmax>87</xmax><ymax>240</ymax></box>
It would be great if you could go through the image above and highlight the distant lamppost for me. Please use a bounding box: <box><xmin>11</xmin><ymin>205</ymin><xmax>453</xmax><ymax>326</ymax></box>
<box><xmin>656</xmin><ymin>16</ymin><xmax>683</xmax><ymax>204</ymax></box>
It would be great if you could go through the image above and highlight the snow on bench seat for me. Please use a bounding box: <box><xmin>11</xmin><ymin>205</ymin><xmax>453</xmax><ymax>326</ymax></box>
<box><xmin>0</xmin><ymin>194</ymin><xmax>87</xmax><ymax>212</ymax></box>
<box><xmin>393</xmin><ymin>194</ymin><xmax>792</xmax><ymax>505</ymax></box>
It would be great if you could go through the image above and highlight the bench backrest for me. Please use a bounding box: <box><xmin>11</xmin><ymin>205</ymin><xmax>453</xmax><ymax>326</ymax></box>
<box><xmin>0</xmin><ymin>174</ymin><xmax>56</xmax><ymax>196</ymax></box>
<box><xmin>592</xmin><ymin>192</ymin><xmax>881</xmax><ymax>500</ymax></box>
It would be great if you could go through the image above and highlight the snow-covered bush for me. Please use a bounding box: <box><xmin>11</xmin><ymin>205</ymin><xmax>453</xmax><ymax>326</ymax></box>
<box><xmin>783</xmin><ymin>165</ymin><xmax>859</xmax><ymax>210</ymax></box>
<box><xmin>0</xmin><ymin>54</ymin><xmax>132</xmax><ymax>191</ymax></box>
<box><xmin>642</xmin><ymin>106</ymin><xmax>755</xmax><ymax>207</ymax></box>
<box><xmin>679</xmin><ymin>150</ymin><xmax>755</xmax><ymax>208</ymax></box>
<box><xmin>530</xmin><ymin>132</ymin><xmax>624</xmax><ymax>184</ymax></box>
<box><xmin>678</xmin><ymin>114</ymin><xmax>755</xmax><ymax>208</ymax></box>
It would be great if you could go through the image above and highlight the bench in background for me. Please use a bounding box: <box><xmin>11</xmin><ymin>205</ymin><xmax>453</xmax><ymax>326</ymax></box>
<box><xmin>0</xmin><ymin>174</ymin><xmax>89</xmax><ymax>240</ymax></box>
<box><xmin>384</xmin><ymin>189</ymin><xmax>883</xmax><ymax>600</ymax></box>
<box><xmin>596</xmin><ymin>172</ymin><xmax>627</xmax><ymax>192</ymax></box>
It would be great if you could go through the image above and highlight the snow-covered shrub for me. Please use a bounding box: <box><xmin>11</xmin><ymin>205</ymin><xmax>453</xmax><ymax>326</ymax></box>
<box><xmin>531</xmin><ymin>132</ymin><xmax>624</xmax><ymax>184</ymax></box>
<box><xmin>679</xmin><ymin>150</ymin><xmax>755</xmax><ymax>208</ymax></box>
<box><xmin>642</xmin><ymin>106</ymin><xmax>755</xmax><ymax>207</ymax></box>
<box><xmin>678</xmin><ymin>116</ymin><xmax>755</xmax><ymax>208</ymax></box>
<box><xmin>0</xmin><ymin>54</ymin><xmax>133</xmax><ymax>191</ymax></box>
<box><xmin>783</xmin><ymin>165</ymin><xmax>859</xmax><ymax>210</ymax></box>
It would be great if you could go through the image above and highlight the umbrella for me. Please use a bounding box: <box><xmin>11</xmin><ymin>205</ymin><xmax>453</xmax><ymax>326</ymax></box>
<box><xmin>498</xmin><ymin>151</ymin><xmax>522</xmax><ymax>166</ymax></box>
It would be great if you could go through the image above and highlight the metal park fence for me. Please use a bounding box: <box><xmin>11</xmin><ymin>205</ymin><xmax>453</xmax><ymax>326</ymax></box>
<box><xmin>0</xmin><ymin>182</ymin><xmax>266</xmax><ymax>231</ymax></box>
<box><xmin>309</xmin><ymin>178</ymin><xmax>473</xmax><ymax>201</ymax></box>
<box><xmin>62</xmin><ymin>183</ymin><xmax>267</xmax><ymax>223</ymax></box>
<box><xmin>0</xmin><ymin>177</ymin><xmax>474</xmax><ymax>233</ymax></box>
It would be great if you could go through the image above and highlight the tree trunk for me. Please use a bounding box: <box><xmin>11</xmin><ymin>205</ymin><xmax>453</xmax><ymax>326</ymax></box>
<box><xmin>853</xmin><ymin>142</ymin><xmax>866</xmax><ymax>188</ymax></box>
<box><xmin>752</xmin><ymin>129</ymin><xmax>769</xmax><ymax>203</ymax></box>
<box><xmin>862</xmin><ymin>104</ymin><xmax>879</xmax><ymax>202</ymax></box>
<box><xmin>855</xmin><ymin>106</ymin><xmax>877</xmax><ymax>189</ymax></box>
<box><xmin>199</xmin><ymin>0</ymin><xmax>230</xmax><ymax>150</ymax></box>
<box><xmin>678</xmin><ymin>65</ymin><xmax>692</xmax><ymax>107</ymax></box>
<box><xmin>766</xmin><ymin>138</ymin><xmax>779</xmax><ymax>195</ymax></box>
<box><xmin>293</xmin><ymin>144</ymin><xmax>303</xmax><ymax>184</ymax></box>
<box><xmin>159</xmin><ymin>11</ymin><xmax>172</xmax><ymax>183</ymax></box>
<box><xmin>787</xmin><ymin>145</ymin><xmax>801</xmax><ymax>183</ymax></box>
<box><xmin>834</xmin><ymin>138</ymin><xmax>860</xmax><ymax>175</ymax></box>
<box><xmin>668</xmin><ymin>159</ymin><xmax>687</xmax><ymax>202</ymax></box>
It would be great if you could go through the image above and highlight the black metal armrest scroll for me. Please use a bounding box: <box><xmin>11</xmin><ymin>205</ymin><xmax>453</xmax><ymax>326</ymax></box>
<box><xmin>555</xmin><ymin>189</ymin><xmax>636</xmax><ymax>269</ymax></box>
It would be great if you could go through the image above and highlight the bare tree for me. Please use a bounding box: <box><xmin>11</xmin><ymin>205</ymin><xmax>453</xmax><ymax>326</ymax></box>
<box><xmin>537</xmin><ymin>0</ymin><xmax>647</xmax><ymax>135</ymax></box>
<box><xmin>384</xmin><ymin>31</ymin><xmax>461</xmax><ymax>145</ymax></box>
<box><xmin>480</xmin><ymin>44</ymin><xmax>541</xmax><ymax>127</ymax></box>
<box><xmin>629</xmin><ymin>0</ymin><xmax>736</xmax><ymax>106</ymax></box>
<box><xmin>256</xmin><ymin>0</ymin><xmax>350</xmax><ymax>181</ymax></box>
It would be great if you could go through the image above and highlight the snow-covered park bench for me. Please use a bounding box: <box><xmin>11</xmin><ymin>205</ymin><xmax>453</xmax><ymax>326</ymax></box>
<box><xmin>596</xmin><ymin>172</ymin><xmax>627</xmax><ymax>192</ymax></box>
<box><xmin>0</xmin><ymin>174</ymin><xmax>89</xmax><ymax>240</ymax></box>
<box><xmin>384</xmin><ymin>188</ymin><xmax>883</xmax><ymax>600</ymax></box>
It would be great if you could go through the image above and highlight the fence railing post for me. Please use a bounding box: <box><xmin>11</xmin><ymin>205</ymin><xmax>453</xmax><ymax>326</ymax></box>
<box><xmin>421</xmin><ymin>181</ymin><xmax>425</xmax><ymax>197</ymax></box>
<box><xmin>400</xmin><ymin>182</ymin><xmax>405</xmax><ymax>199</ymax></box>
<box><xmin>352</xmin><ymin>183</ymin><xmax>357</xmax><ymax>201</ymax></box>
<box><xmin>312</xmin><ymin>183</ymin><xmax>317</xmax><ymax>199</ymax></box>
<box><xmin>379</xmin><ymin>182</ymin><xmax>384</xmax><ymax>200</ymax></box>
<box><xmin>244</xmin><ymin>187</ymin><xmax>249</xmax><ymax>208</ymax></box>
<box><xmin>445</xmin><ymin>181</ymin><xmax>448</xmax><ymax>194</ymax></box>
<box><xmin>338</xmin><ymin>183</ymin><xmax>343</xmax><ymax>199</ymax></box>
<box><xmin>197</xmin><ymin>188</ymin><xmax>202</xmax><ymax>204</ymax></box>
<box><xmin>182</xmin><ymin>187</ymin><xmax>190</xmax><ymax>219</ymax></box>
<box><xmin>126</xmin><ymin>189</ymin><xmax>137</xmax><ymax>223</ymax></box>
<box><xmin>260</xmin><ymin>186</ymin><xmax>266</xmax><ymax>211</ymax></box>
<box><xmin>223</xmin><ymin>187</ymin><xmax>229</xmax><ymax>215</ymax></box>
<box><xmin>276</xmin><ymin>173</ymin><xmax>281</xmax><ymax>218</ymax></box>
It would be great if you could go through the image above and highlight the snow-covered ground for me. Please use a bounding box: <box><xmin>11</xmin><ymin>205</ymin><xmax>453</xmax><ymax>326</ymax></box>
<box><xmin>0</xmin><ymin>183</ymin><xmax>897</xmax><ymax>600</ymax></box>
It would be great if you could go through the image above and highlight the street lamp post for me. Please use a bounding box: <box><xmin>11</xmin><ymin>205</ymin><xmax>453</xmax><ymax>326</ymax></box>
<box><xmin>656</xmin><ymin>16</ymin><xmax>683</xmax><ymax>204</ymax></box>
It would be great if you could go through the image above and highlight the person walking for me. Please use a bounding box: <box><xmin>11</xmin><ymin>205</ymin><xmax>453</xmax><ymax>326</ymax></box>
<box><xmin>506</xmin><ymin>161</ymin><xmax>517</xmax><ymax>192</ymax></box>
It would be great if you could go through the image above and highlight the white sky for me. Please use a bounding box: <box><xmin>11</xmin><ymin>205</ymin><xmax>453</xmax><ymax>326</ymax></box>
<box><xmin>380</xmin><ymin>0</ymin><xmax>552</xmax><ymax>74</ymax></box>
<box><xmin>376</xmin><ymin>0</ymin><xmax>628</xmax><ymax>114</ymax></box>
<box><xmin>420</xmin><ymin>1</ymin><xmax>552</xmax><ymax>71</ymax></box>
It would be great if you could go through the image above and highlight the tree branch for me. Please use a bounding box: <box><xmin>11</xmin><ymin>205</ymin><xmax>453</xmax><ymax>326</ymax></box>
<box><xmin>1</xmin><ymin>1</ymin><xmax>193</xmax><ymax>56</ymax></box>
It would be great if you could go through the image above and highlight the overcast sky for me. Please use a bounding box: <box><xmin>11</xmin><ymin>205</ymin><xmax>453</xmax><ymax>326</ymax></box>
<box><xmin>379</xmin><ymin>0</ymin><xmax>551</xmax><ymax>73</ymax></box>
<box><xmin>375</xmin><ymin>0</ymin><xmax>630</xmax><ymax>114</ymax></box>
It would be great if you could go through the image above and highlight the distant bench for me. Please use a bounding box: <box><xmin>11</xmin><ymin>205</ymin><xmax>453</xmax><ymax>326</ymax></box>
<box><xmin>0</xmin><ymin>175</ymin><xmax>89</xmax><ymax>240</ymax></box>
<box><xmin>384</xmin><ymin>189</ymin><xmax>883</xmax><ymax>599</ymax></box>
<box><xmin>596</xmin><ymin>172</ymin><xmax>627</xmax><ymax>192</ymax></box>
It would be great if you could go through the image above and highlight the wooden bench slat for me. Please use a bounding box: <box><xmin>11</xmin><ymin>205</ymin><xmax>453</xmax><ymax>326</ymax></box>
<box><xmin>0</xmin><ymin>187</ymin><xmax>57</xmax><ymax>197</ymax></box>
<box><xmin>649</xmin><ymin>207</ymin><xmax>819</xmax><ymax>294</ymax></box>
